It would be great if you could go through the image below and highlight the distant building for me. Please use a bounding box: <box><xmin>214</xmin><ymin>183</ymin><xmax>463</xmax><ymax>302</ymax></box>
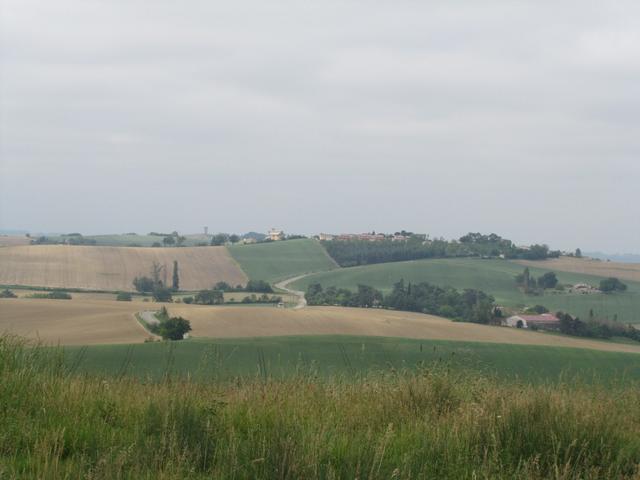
<box><xmin>504</xmin><ymin>314</ymin><xmax>560</xmax><ymax>330</ymax></box>
<box><xmin>318</xmin><ymin>233</ymin><xmax>335</xmax><ymax>241</ymax></box>
<box><xmin>392</xmin><ymin>234</ymin><xmax>409</xmax><ymax>242</ymax></box>
<box><xmin>570</xmin><ymin>283</ymin><xmax>601</xmax><ymax>294</ymax></box>
<box><xmin>268</xmin><ymin>228</ymin><xmax>285</xmax><ymax>241</ymax></box>
<box><xmin>241</xmin><ymin>237</ymin><xmax>257</xmax><ymax>244</ymax></box>
<box><xmin>336</xmin><ymin>233</ymin><xmax>386</xmax><ymax>242</ymax></box>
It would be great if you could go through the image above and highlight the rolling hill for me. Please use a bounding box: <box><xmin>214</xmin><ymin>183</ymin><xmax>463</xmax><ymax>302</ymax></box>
<box><xmin>227</xmin><ymin>239</ymin><xmax>338</xmax><ymax>282</ymax></box>
<box><xmin>292</xmin><ymin>257</ymin><xmax>640</xmax><ymax>324</ymax></box>
<box><xmin>4</xmin><ymin>298</ymin><xmax>640</xmax><ymax>354</ymax></box>
<box><xmin>0</xmin><ymin>245</ymin><xmax>247</xmax><ymax>291</ymax></box>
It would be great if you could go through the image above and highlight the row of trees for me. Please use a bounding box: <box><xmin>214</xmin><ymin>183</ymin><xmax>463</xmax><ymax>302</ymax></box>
<box><xmin>182</xmin><ymin>292</ymin><xmax>282</xmax><ymax>305</ymax></box>
<box><xmin>305</xmin><ymin>279</ymin><xmax>496</xmax><ymax>324</ymax></box>
<box><xmin>515</xmin><ymin>268</ymin><xmax>559</xmax><ymax>294</ymax></box>
<box><xmin>557</xmin><ymin>311</ymin><xmax>640</xmax><ymax>342</ymax></box>
<box><xmin>211</xmin><ymin>280</ymin><xmax>273</xmax><ymax>293</ymax></box>
<box><xmin>30</xmin><ymin>234</ymin><xmax>97</xmax><ymax>245</ymax></box>
<box><xmin>322</xmin><ymin>233</ymin><xmax>561</xmax><ymax>267</ymax></box>
<box><xmin>132</xmin><ymin>261</ymin><xmax>180</xmax><ymax>301</ymax></box>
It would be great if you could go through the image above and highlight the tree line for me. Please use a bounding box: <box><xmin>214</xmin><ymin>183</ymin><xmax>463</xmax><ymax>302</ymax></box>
<box><xmin>305</xmin><ymin>279</ymin><xmax>496</xmax><ymax>324</ymax></box>
<box><xmin>322</xmin><ymin>232</ymin><xmax>561</xmax><ymax>267</ymax></box>
<box><xmin>556</xmin><ymin>311</ymin><xmax>640</xmax><ymax>343</ymax></box>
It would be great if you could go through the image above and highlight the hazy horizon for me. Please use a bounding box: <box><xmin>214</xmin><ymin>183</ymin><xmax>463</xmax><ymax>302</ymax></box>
<box><xmin>1</xmin><ymin>1</ymin><xmax>639</xmax><ymax>253</ymax></box>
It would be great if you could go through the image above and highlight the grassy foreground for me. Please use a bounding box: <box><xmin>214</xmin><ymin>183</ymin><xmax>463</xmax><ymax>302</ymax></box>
<box><xmin>3</xmin><ymin>336</ymin><xmax>640</xmax><ymax>479</ymax></box>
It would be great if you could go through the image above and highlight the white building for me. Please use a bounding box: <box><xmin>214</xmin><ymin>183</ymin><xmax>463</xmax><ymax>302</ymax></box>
<box><xmin>504</xmin><ymin>314</ymin><xmax>560</xmax><ymax>329</ymax></box>
<box><xmin>268</xmin><ymin>228</ymin><xmax>285</xmax><ymax>241</ymax></box>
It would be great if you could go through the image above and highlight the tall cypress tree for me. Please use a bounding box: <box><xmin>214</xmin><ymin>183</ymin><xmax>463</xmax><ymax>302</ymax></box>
<box><xmin>172</xmin><ymin>260</ymin><xmax>179</xmax><ymax>291</ymax></box>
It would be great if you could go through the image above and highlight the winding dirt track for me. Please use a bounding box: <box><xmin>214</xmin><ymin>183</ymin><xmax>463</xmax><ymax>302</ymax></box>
<box><xmin>0</xmin><ymin>245</ymin><xmax>248</xmax><ymax>291</ymax></box>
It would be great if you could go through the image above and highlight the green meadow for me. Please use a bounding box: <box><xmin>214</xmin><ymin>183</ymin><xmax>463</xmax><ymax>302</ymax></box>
<box><xmin>228</xmin><ymin>239</ymin><xmax>337</xmax><ymax>282</ymax></box>
<box><xmin>292</xmin><ymin>257</ymin><xmax>640</xmax><ymax>323</ymax></box>
<box><xmin>61</xmin><ymin>335</ymin><xmax>640</xmax><ymax>383</ymax></box>
<box><xmin>4</xmin><ymin>335</ymin><xmax>640</xmax><ymax>479</ymax></box>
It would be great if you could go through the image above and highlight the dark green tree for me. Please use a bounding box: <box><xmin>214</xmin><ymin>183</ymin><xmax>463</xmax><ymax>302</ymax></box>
<box><xmin>172</xmin><ymin>260</ymin><xmax>179</xmax><ymax>291</ymax></box>
<box><xmin>158</xmin><ymin>317</ymin><xmax>191</xmax><ymax>340</ymax></box>
<box><xmin>116</xmin><ymin>292</ymin><xmax>132</xmax><ymax>301</ymax></box>
<box><xmin>153</xmin><ymin>287</ymin><xmax>173</xmax><ymax>302</ymax></box>
<box><xmin>600</xmin><ymin>277</ymin><xmax>627</xmax><ymax>293</ymax></box>
<box><xmin>194</xmin><ymin>289</ymin><xmax>224</xmax><ymax>305</ymax></box>
<box><xmin>133</xmin><ymin>276</ymin><xmax>155</xmax><ymax>293</ymax></box>
<box><xmin>538</xmin><ymin>272</ymin><xmax>558</xmax><ymax>289</ymax></box>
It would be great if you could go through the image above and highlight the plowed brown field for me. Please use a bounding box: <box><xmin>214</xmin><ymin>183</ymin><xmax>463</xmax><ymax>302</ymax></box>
<box><xmin>0</xmin><ymin>245</ymin><xmax>248</xmax><ymax>291</ymax></box>
<box><xmin>515</xmin><ymin>257</ymin><xmax>640</xmax><ymax>283</ymax></box>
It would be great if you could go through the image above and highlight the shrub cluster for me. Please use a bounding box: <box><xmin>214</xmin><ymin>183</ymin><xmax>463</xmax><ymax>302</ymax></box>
<box><xmin>27</xmin><ymin>290</ymin><xmax>72</xmax><ymax>300</ymax></box>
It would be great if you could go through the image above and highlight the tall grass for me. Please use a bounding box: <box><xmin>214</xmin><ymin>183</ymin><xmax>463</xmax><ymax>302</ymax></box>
<box><xmin>1</xmin><ymin>335</ymin><xmax>640</xmax><ymax>479</ymax></box>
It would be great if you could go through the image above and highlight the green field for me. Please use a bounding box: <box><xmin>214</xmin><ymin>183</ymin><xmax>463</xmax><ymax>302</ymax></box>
<box><xmin>61</xmin><ymin>335</ymin><xmax>640</xmax><ymax>383</ymax></box>
<box><xmin>292</xmin><ymin>258</ymin><xmax>640</xmax><ymax>323</ymax></box>
<box><xmin>7</xmin><ymin>334</ymin><xmax>640</xmax><ymax>478</ymax></box>
<box><xmin>228</xmin><ymin>239</ymin><xmax>338</xmax><ymax>282</ymax></box>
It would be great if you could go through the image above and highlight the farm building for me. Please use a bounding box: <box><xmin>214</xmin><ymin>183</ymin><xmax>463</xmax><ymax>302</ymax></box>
<box><xmin>318</xmin><ymin>233</ymin><xmax>335</xmax><ymax>241</ymax></box>
<box><xmin>504</xmin><ymin>314</ymin><xmax>560</xmax><ymax>330</ymax></box>
<box><xmin>268</xmin><ymin>229</ymin><xmax>285</xmax><ymax>241</ymax></box>
<box><xmin>336</xmin><ymin>233</ymin><xmax>387</xmax><ymax>242</ymax></box>
<box><xmin>570</xmin><ymin>283</ymin><xmax>601</xmax><ymax>294</ymax></box>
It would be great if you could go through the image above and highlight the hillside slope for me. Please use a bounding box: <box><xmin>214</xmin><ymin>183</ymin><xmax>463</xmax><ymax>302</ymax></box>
<box><xmin>292</xmin><ymin>258</ymin><xmax>640</xmax><ymax>324</ymax></box>
<box><xmin>4</xmin><ymin>298</ymin><xmax>640</xmax><ymax>354</ymax></box>
<box><xmin>0</xmin><ymin>245</ymin><xmax>247</xmax><ymax>291</ymax></box>
<box><xmin>228</xmin><ymin>239</ymin><xmax>338</xmax><ymax>282</ymax></box>
<box><xmin>515</xmin><ymin>257</ymin><xmax>640</xmax><ymax>283</ymax></box>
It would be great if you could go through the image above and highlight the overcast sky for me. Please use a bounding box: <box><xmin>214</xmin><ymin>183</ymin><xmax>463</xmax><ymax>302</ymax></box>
<box><xmin>1</xmin><ymin>1</ymin><xmax>639</xmax><ymax>252</ymax></box>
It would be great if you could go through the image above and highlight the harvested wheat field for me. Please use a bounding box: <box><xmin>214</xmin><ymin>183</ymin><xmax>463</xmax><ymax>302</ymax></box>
<box><xmin>169</xmin><ymin>305</ymin><xmax>640</xmax><ymax>354</ymax></box>
<box><xmin>0</xmin><ymin>235</ymin><xmax>31</xmax><ymax>247</ymax></box>
<box><xmin>2</xmin><ymin>299</ymin><xmax>640</xmax><ymax>352</ymax></box>
<box><xmin>0</xmin><ymin>245</ymin><xmax>248</xmax><ymax>291</ymax></box>
<box><xmin>515</xmin><ymin>257</ymin><xmax>640</xmax><ymax>283</ymax></box>
<box><xmin>0</xmin><ymin>298</ymin><xmax>147</xmax><ymax>345</ymax></box>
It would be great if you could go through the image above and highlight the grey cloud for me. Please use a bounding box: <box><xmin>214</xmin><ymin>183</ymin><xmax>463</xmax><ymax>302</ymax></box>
<box><xmin>1</xmin><ymin>0</ymin><xmax>639</xmax><ymax>251</ymax></box>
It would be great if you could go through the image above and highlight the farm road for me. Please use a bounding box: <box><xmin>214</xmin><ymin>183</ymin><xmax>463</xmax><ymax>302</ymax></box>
<box><xmin>139</xmin><ymin>310</ymin><xmax>161</xmax><ymax>325</ymax></box>
<box><xmin>275</xmin><ymin>274</ymin><xmax>309</xmax><ymax>309</ymax></box>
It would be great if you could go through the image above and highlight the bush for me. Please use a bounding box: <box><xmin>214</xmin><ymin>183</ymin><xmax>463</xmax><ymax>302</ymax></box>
<box><xmin>158</xmin><ymin>316</ymin><xmax>192</xmax><ymax>340</ymax></box>
<box><xmin>600</xmin><ymin>277</ymin><xmax>628</xmax><ymax>293</ymax></box>
<box><xmin>182</xmin><ymin>296</ymin><xmax>194</xmax><ymax>304</ymax></box>
<box><xmin>538</xmin><ymin>272</ymin><xmax>558</xmax><ymax>289</ymax></box>
<box><xmin>245</xmin><ymin>279</ymin><xmax>273</xmax><ymax>293</ymax></box>
<box><xmin>28</xmin><ymin>290</ymin><xmax>72</xmax><ymax>300</ymax></box>
<box><xmin>0</xmin><ymin>289</ymin><xmax>17</xmax><ymax>298</ymax></box>
<box><xmin>116</xmin><ymin>292</ymin><xmax>132</xmax><ymax>301</ymax></box>
<box><xmin>152</xmin><ymin>287</ymin><xmax>173</xmax><ymax>303</ymax></box>
<box><xmin>133</xmin><ymin>276</ymin><xmax>155</xmax><ymax>293</ymax></box>
<box><xmin>195</xmin><ymin>290</ymin><xmax>224</xmax><ymax>305</ymax></box>
<box><xmin>525</xmin><ymin>305</ymin><xmax>549</xmax><ymax>314</ymax></box>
